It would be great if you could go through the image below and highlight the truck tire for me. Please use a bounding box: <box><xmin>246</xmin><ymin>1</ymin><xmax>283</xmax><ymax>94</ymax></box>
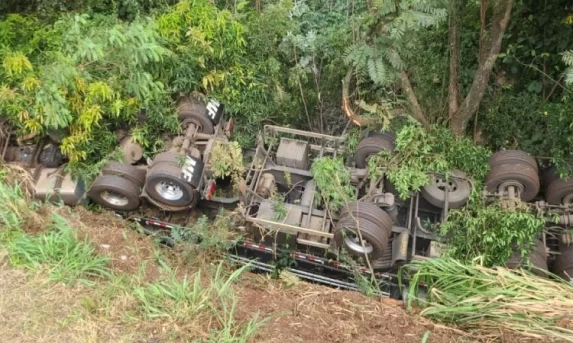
<box><xmin>353</xmin><ymin>136</ymin><xmax>395</xmax><ymax>169</ymax></box>
<box><xmin>334</xmin><ymin>216</ymin><xmax>391</xmax><ymax>260</ymax></box>
<box><xmin>545</xmin><ymin>178</ymin><xmax>573</xmax><ymax>205</ymax></box>
<box><xmin>489</xmin><ymin>150</ymin><xmax>538</xmax><ymax>172</ymax></box>
<box><xmin>88</xmin><ymin>175</ymin><xmax>141</xmax><ymax>211</ymax></box>
<box><xmin>102</xmin><ymin>161</ymin><xmax>146</xmax><ymax>188</ymax></box>
<box><xmin>145</xmin><ymin>163</ymin><xmax>196</xmax><ymax>207</ymax></box>
<box><xmin>339</xmin><ymin>202</ymin><xmax>393</xmax><ymax>235</ymax></box>
<box><xmin>485</xmin><ymin>163</ymin><xmax>540</xmax><ymax>201</ymax></box>
<box><xmin>542</xmin><ymin>165</ymin><xmax>559</xmax><ymax>188</ymax></box>
<box><xmin>177</xmin><ymin>96</ymin><xmax>215</xmax><ymax>134</ymax></box>
<box><xmin>421</xmin><ymin>170</ymin><xmax>471</xmax><ymax>209</ymax></box>
<box><xmin>554</xmin><ymin>243</ymin><xmax>573</xmax><ymax>280</ymax></box>
<box><xmin>505</xmin><ymin>239</ymin><xmax>547</xmax><ymax>277</ymax></box>
<box><xmin>150</xmin><ymin>152</ymin><xmax>181</xmax><ymax>168</ymax></box>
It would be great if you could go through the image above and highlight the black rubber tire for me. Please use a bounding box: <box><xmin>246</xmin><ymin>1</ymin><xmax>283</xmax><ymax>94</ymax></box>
<box><xmin>421</xmin><ymin>170</ymin><xmax>471</xmax><ymax>209</ymax></box>
<box><xmin>88</xmin><ymin>175</ymin><xmax>141</xmax><ymax>211</ymax></box>
<box><xmin>102</xmin><ymin>161</ymin><xmax>147</xmax><ymax>188</ymax></box>
<box><xmin>177</xmin><ymin>97</ymin><xmax>215</xmax><ymax>134</ymax></box>
<box><xmin>150</xmin><ymin>152</ymin><xmax>181</xmax><ymax>168</ymax></box>
<box><xmin>545</xmin><ymin>178</ymin><xmax>573</xmax><ymax>205</ymax></box>
<box><xmin>353</xmin><ymin>136</ymin><xmax>395</xmax><ymax>168</ymax></box>
<box><xmin>489</xmin><ymin>150</ymin><xmax>538</xmax><ymax>173</ymax></box>
<box><xmin>39</xmin><ymin>144</ymin><xmax>64</xmax><ymax>168</ymax></box>
<box><xmin>542</xmin><ymin>165</ymin><xmax>559</xmax><ymax>189</ymax></box>
<box><xmin>505</xmin><ymin>239</ymin><xmax>547</xmax><ymax>277</ymax></box>
<box><xmin>554</xmin><ymin>244</ymin><xmax>573</xmax><ymax>280</ymax></box>
<box><xmin>334</xmin><ymin>216</ymin><xmax>391</xmax><ymax>260</ymax></box>
<box><xmin>485</xmin><ymin>163</ymin><xmax>540</xmax><ymax>201</ymax></box>
<box><xmin>145</xmin><ymin>163</ymin><xmax>195</xmax><ymax>207</ymax></box>
<box><xmin>339</xmin><ymin>202</ymin><xmax>393</xmax><ymax>235</ymax></box>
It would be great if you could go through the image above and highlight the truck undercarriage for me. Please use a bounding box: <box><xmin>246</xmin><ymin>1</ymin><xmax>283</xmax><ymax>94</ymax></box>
<box><xmin>3</xmin><ymin>96</ymin><xmax>573</xmax><ymax>298</ymax></box>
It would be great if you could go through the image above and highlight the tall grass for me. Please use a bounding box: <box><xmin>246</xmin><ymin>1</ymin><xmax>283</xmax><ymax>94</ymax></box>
<box><xmin>0</xmin><ymin>169</ymin><xmax>110</xmax><ymax>285</ymax></box>
<box><xmin>7</xmin><ymin>213</ymin><xmax>111</xmax><ymax>284</ymax></box>
<box><xmin>0</xmin><ymin>170</ymin><xmax>31</xmax><ymax>230</ymax></box>
<box><xmin>406</xmin><ymin>258</ymin><xmax>573</xmax><ymax>342</ymax></box>
<box><xmin>133</xmin><ymin>261</ymin><xmax>266</xmax><ymax>341</ymax></box>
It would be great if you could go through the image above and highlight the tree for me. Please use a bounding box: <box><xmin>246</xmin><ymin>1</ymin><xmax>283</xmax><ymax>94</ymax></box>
<box><xmin>449</xmin><ymin>0</ymin><xmax>514</xmax><ymax>137</ymax></box>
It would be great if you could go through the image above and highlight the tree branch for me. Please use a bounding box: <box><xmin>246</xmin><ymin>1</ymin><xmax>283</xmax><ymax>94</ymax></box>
<box><xmin>451</xmin><ymin>0</ymin><xmax>514</xmax><ymax>137</ymax></box>
<box><xmin>400</xmin><ymin>70</ymin><xmax>430</xmax><ymax>130</ymax></box>
<box><xmin>448</xmin><ymin>0</ymin><xmax>463</xmax><ymax>120</ymax></box>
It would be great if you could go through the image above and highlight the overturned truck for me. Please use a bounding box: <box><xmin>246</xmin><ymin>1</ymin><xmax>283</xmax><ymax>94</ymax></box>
<box><xmin>3</xmin><ymin>96</ymin><xmax>573</xmax><ymax>295</ymax></box>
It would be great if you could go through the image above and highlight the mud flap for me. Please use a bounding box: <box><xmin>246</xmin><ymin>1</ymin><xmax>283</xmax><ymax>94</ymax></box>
<box><xmin>180</xmin><ymin>155</ymin><xmax>204</xmax><ymax>189</ymax></box>
<box><xmin>205</xmin><ymin>99</ymin><xmax>224</xmax><ymax>125</ymax></box>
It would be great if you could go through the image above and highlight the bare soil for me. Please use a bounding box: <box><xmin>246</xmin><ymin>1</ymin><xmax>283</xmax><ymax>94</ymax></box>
<box><xmin>0</xmin><ymin>204</ymin><xmax>484</xmax><ymax>343</ymax></box>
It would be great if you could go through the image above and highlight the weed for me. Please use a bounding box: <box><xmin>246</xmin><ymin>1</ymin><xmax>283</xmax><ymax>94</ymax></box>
<box><xmin>132</xmin><ymin>261</ymin><xmax>265</xmax><ymax>340</ymax></box>
<box><xmin>6</xmin><ymin>214</ymin><xmax>111</xmax><ymax>285</ymax></box>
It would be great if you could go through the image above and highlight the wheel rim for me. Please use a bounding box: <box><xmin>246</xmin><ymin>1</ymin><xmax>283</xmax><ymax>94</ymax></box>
<box><xmin>562</xmin><ymin>193</ymin><xmax>573</xmax><ymax>205</ymax></box>
<box><xmin>342</xmin><ymin>230</ymin><xmax>374</xmax><ymax>254</ymax></box>
<box><xmin>100</xmin><ymin>191</ymin><xmax>129</xmax><ymax>207</ymax></box>
<box><xmin>433</xmin><ymin>176</ymin><xmax>458</xmax><ymax>192</ymax></box>
<box><xmin>155</xmin><ymin>181</ymin><xmax>184</xmax><ymax>201</ymax></box>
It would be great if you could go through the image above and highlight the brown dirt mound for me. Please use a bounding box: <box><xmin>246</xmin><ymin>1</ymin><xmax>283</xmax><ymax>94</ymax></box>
<box><xmin>236</xmin><ymin>275</ymin><xmax>476</xmax><ymax>343</ymax></box>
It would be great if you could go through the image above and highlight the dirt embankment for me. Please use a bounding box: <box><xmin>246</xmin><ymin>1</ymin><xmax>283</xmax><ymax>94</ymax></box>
<box><xmin>2</xmin><ymin>198</ymin><xmax>477</xmax><ymax>343</ymax></box>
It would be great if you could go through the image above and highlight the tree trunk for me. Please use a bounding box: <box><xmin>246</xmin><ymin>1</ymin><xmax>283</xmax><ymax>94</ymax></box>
<box><xmin>450</xmin><ymin>0</ymin><xmax>514</xmax><ymax>137</ymax></box>
<box><xmin>448</xmin><ymin>0</ymin><xmax>463</xmax><ymax>120</ymax></box>
<box><xmin>400</xmin><ymin>70</ymin><xmax>430</xmax><ymax>130</ymax></box>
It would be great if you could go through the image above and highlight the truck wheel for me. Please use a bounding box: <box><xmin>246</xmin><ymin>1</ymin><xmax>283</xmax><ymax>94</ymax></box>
<box><xmin>102</xmin><ymin>161</ymin><xmax>146</xmax><ymax>187</ymax></box>
<box><xmin>339</xmin><ymin>202</ymin><xmax>392</xmax><ymax>235</ymax></box>
<box><xmin>177</xmin><ymin>96</ymin><xmax>215</xmax><ymax>134</ymax></box>
<box><xmin>554</xmin><ymin>243</ymin><xmax>573</xmax><ymax>280</ymax></box>
<box><xmin>145</xmin><ymin>163</ymin><xmax>195</xmax><ymax>207</ymax></box>
<box><xmin>485</xmin><ymin>163</ymin><xmax>540</xmax><ymax>201</ymax></box>
<box><xmin>353</xmin><ymin>135</ymin><xmax>395</xmax><ymax>168</ymax></box>
<box><xmin>545</xmin><ymin>178</ymin><xmax>573</xmax><ymax>205</ymax></box>
<box><xmin>505</xmin><ymin>239</ymin><xmax>547</xmax><ymax>277</ymax></box>
<box><xmin>542</xmin><ymin>165</ymin><xmax>559</xmax><ymax>188</ymax></box>
<box><xmin>149</xmin><ymin>152</ymin><xmax>181</xmax><ymax>168</ymax></box>
<box><xmin>88</xmin><ymin>175</ymin><xmax>141</xmax><ymax>211</ymax></box>
<box><xmin>421</xmin><ymin>170</ymin><xmax>471</xmax><ymax>209</ymax></box>
<box><xmin>489</xmin><ymin>150</ymin><xmax>538</xmax><ymax>172</ymax></box>
<box><xmin>334</xmin><ymin>215</ymin><xmax>391</xmax><ymax>260</ymax></box>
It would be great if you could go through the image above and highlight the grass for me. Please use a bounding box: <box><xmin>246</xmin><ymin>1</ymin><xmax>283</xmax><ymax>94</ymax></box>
<box><xmin>0</xmin><ymin>168</ymin><xmax>267</xmax><ymax>341</ymax></box>
<box><xmin>132</xmin><ymin>262</ymin><xmax>266</xmax><ymax>342</ymax></box>
<box><xmin>6</xmin><ymin>213</ymin><xmax>111</xmax><ymax>285</ymax></box>
<box><xmin>406</xmin><ymin>257</ymin><xmax>573</xmax><ymax>342</ymax></box>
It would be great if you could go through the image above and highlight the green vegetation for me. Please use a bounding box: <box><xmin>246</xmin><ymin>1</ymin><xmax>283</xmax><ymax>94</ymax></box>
<box><xmin>311</xmin><ymin>156</ymin><xmax>355</xmax><ymax>212</ymax></box>
<box><xmin>368</xmin><ymin>124</ymin><xmax>491</xmax><ymax>200</ymax></box>
<box><xmin>406</xmin><ymin>258</ymin><xmax>573</xmax><ymax>341</ymax></box>
<box><xmin>440</xmin><ymin>202</ymin><xmax>545</xmax><ymax>266</ymax></box>
<box><xmin>0</xmin><ymin>169</ymin><xmax>265</xmax><ymax>341</ymax></box>
<box><xmin>6</xmin><ymin>215</ymin><xmax>111</xmax><ymax>284</ymax></box>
